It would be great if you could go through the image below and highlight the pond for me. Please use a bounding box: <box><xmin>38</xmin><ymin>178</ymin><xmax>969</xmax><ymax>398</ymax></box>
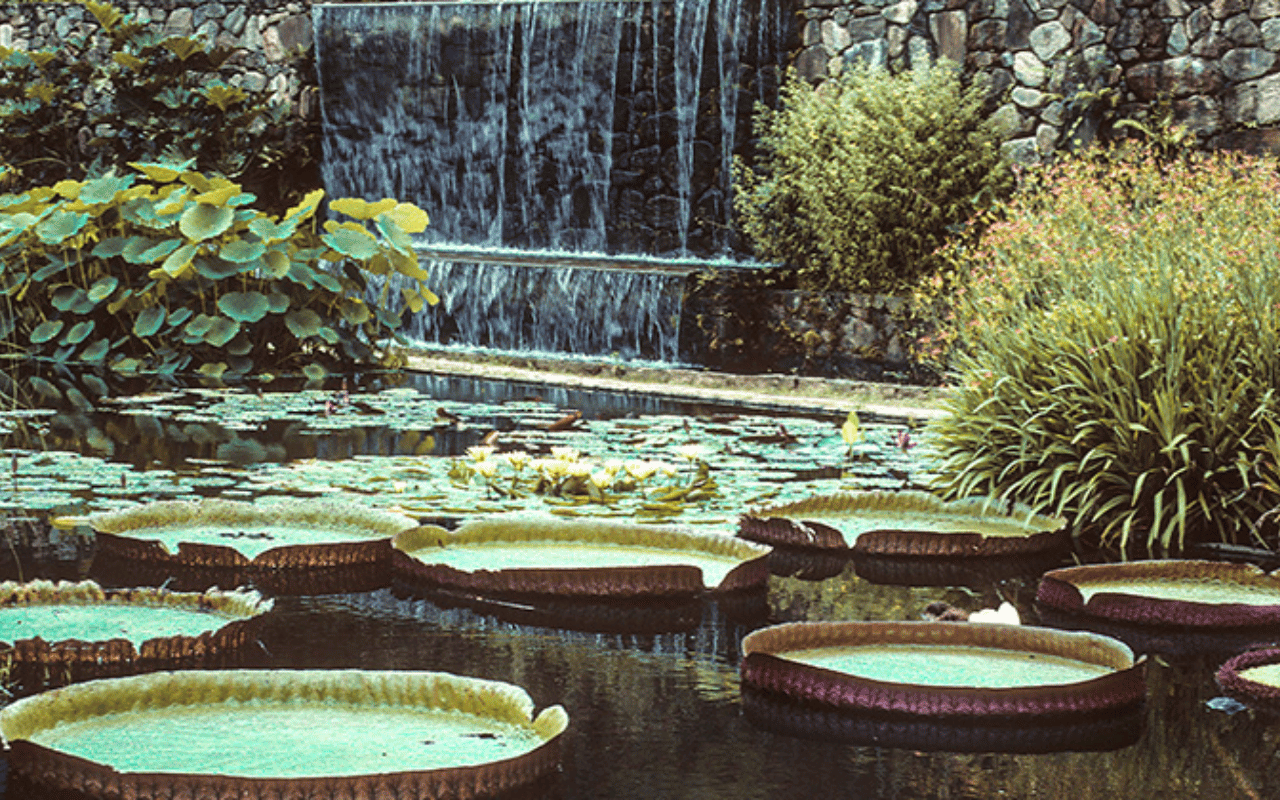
<box><xmin>0</xmin><ymin>372</ymin><xmax>1276</xmax><ymax>799</ymax></box>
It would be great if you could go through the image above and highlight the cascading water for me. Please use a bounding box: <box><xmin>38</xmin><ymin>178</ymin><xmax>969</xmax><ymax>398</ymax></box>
<box><xmin>313</xmin><ymin>0</ymin><xmax>787</xmax><ymax>361</ymax></box>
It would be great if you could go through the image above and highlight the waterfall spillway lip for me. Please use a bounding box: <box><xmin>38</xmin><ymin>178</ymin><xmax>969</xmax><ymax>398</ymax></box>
<box><xmin>417</xmin><ymin>246</ymin><xmax>727</xmax><ymax>275</ymax></box>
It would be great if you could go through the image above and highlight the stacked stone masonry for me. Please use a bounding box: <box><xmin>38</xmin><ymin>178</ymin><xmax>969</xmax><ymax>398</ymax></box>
<box><xmin>1</xmin><ymin>0</ymin><xmax>317</xmax><ymax>122</ymax></box>
<box><xmin>794</xmin><ymin>0</ymin><xmax>1280</xmax><ymax>158</ymax></box>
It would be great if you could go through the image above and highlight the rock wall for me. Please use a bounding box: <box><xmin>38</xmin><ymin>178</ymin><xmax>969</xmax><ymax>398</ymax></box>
<box><xmin>0</xmin><ymin>0</ymin><xmax>317</xmax><ymax>121</ymax></box>
<box><xmin>793</xmin><ymin>0</ymin><xmax>1280</xmax><ymax>159</ymax></box>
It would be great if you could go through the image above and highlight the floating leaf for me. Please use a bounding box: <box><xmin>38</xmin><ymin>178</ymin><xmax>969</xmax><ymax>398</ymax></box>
<box><xmin>179</xmin><ymin>203</ymin><xmax>234</xmax><ymax>241</ymax></box>
<box><xmin>217</xmin><ymin>292</ymin><xmax>269</xmax><ymax>323</ymax></box>
<box><xmin>133</xmin><ymin>307</ymin><xmax>165</xmax><ymax>337</ymax></box>
<box><xmin>30</xmin><ymin>319</ymin><xmax>64</xmax><ymax>344</ymax></box>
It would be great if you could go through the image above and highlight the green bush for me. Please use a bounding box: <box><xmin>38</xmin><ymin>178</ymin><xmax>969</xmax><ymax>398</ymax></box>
<box><xmin>734</xmin><ymin>61</ymin><xmax>1010</xmax><ymax>294</ymax></box>
<box><xmin>0</xmin><ymin>0</ymin><xmax>319</xmax><ymax>215</ymax></box>
<box><xmin>927</xmin><ymin>143</ymin><xmax>1280</xmax><ymax>554</ymax></box>
<box><xmin>0</xmin><ymin>162</ymin><xmax>436</xmax><ymax>382</ymax></box>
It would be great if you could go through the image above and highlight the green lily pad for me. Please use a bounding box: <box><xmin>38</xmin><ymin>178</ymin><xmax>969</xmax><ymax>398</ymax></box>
<box><xmin>179</xmin><ymin>203</ymin><xmax>234</xmax><ymax>241</ymax></box>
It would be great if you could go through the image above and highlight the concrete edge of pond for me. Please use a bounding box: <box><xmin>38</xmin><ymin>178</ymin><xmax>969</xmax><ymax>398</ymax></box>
<box><xmin>400</xmin><ymin>350</ymin><xmax>949</xmax><ymax>425</ymax></box>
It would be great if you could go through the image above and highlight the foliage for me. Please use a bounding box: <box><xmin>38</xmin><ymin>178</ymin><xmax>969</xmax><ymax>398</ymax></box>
<box><xmin>0</xmin><ymin>0</ymin><xmax>319</xmax><ymax>214</ymax></box>
<box><xmin>926</xmin><ymin>142</ymin><xmax>1280</xmax><ymax>554</ymax></box>
<box><xmin>448</xmin><ymin>444</ymin><xmax>720</xmax><ymax>518</ymax></box>
<box><xmin>0</xmin><ymin>162</ymin><xmax>436</xmax><ymax>382</ymax></box>
<box><xmin>734</xmin><ymin>61</ymin><xmax>1011</xmax><ymax>294</ymax></box>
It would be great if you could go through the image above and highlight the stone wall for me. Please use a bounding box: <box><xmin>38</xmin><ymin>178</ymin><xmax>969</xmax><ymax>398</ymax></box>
<box><xmin>0</xmin><ymin>0</ymin><xmax>317</xmax><ymax>121</ymax></box>
<box><xmin>793</xmin><ymin>0</ymin><xmax>1280</xmax><ymax>159</ymax></box>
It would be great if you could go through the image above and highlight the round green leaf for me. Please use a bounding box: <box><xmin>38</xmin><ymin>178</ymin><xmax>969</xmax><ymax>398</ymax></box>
<box><xmin>51</xmin><ymin>286</ymin><xmax>88</xmax><ymax>313</ymax></box>
<box><xmin>79</xmin><ymin>175</ymin><xmax>133</xmax><ymax>204</ymax></box>
<box><xmin>161</xmin><ymin>243</ymin><xmax>198</xmax><ymax>277</ymax></box>
<box><xmin>302</xmin><ymin>363</ymin><xmax>327</xmax><ymax>381</ymax></box>
<box><xmin>184</xmin><ymin>314</ymin><xmax>215</xmax><ymax>338</ymax></box>
<box><xmin>179</xmin><ymin>203</ymin><xmax>235</xmax><ymax>241</ymax></box>
<box><xmin>321</xmin><ymin>225</ymin><xmax>381</xmax><ymax>260</ymax></box>
<box><xmin>80</xmin><ymin>339</ymin><xmax>110</xmax><ymax>362</ymax></box>
<box><xmin>217</xmin><ymin>291</ymin><xmax>270</xmax><ymax>323</ymax></box>
<box><xmin>221</xmin><ymin>239</ymin><xmax>266</xmax><ymax>264</ymax></box>
<box><xmin>284</xmin><ymin>309</ymin><xmax>322</xmax><ymax>338</ymax></box>
<box><xmin>263</xmin><ymin>249</ymin><xmax>290</xmax><ymax>278</ymax></box>
<box><xmin>88</xmin><ymin>276</ymin><xmax>119</xmax><ymax>302</ymax></box>
<box><xmin>193</xmin><ymin>257</ymin><xmax>241</xmax><ymax>280</ymax></box>
<box><xmin>203</xmin><ymin>316</ymin><xmax>239</xmax><ymax>347</ymax></box>
<box><xmin>91</xmin><ymin>237</ymin><xmax>130</xmax><ymax>258</ymax></box>
<box><xmin>267</xmin><ymin>293</ymin><xmax>290</xmax><ymax>313</ymax></box>
<box><xmin>166</xmin><ymin>307</ymin><xmax>194</xmax><ymax>328</ymax></box>
<box><xmin>35</xmin><ymin>210</ymin><xmax>89</xmax><ymax>245</ymax></box>
<box><xmin>30</xmin><ymin>319</ymin><xmax>64</xmax><ymax>344</ymax></box>
<box><xmin>133</xmin><ymin>306</ymin><xmax>166</xmax><ymax>337</ymax></box>
<box><xmin>62</xmin><ymin>320</ymin><xmax>94</xmax><ymax>345</ymax></box>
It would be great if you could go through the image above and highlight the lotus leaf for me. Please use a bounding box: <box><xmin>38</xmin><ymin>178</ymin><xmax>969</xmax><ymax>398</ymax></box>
<box><xmin>383</xmin><ymin>202</ymin><xmax>430</xmax><ymax>233</ymax></box>
<box><xmin>285</xmin><ymin>309</ymin><xmax>322</xmax><ymax>338</ymax></box>
<box><xmin>313</xmin><ymin>268</ymin><xmax>342</xmax><ymax>293</ymax></box>
<box><xmin>179</xmin><ymin>203</ymin><xmax>234</xmax><ymax>241</ymax></box>
<box><xmin>220</xmin><ymin>239</ymin><xmax>265</xmax><ymax>263</ymax></box>
<box><xmin>51</xmin><ymin>286</ymin><xmax>89</xmax><ymax>312</ymax></box>
<box><xmin>35</xmin><ymin>210</ymin><xmax>89</xmax><ymax>245</ymax></box>
<box><xmin>217</xmin><ymin>291</ymin><xmax>269</xmax><ymax>323</ymax></box>
<box><xmin>267</xmin><ymin>292</ymin><xmax>290</xmax><ymax>313</ymax></box>
<box><xmin>62</xmin><ymin>320</ymin><xmax>94</xmax><ymax>345</ymax></box>
<box><xmin>203</xmin><ymin>316</ymin><xmax>239</xmax><ymax>346</ymax></box>
<box><xmin>330</xmin><ymin>197</ymin><xmax>397</xmax><ymax>220</ymax></box>
<box><xmin>87</xmin><ymin>277</ymin><xmax>118</xmax><ymax>302</ymax></box>
<box><xmin>129</xmin><ymin>161</ymin><xmax>186</xmax><ymax>183</ymax></box>
<box><xmin>184</xmin><ymin>314</ymin><xmax>215</xmax><ymax>338</ymax></box>
<box><xmin>126</xmin><ymin>237</ymin><xmax>183</xmax><ymax>265</ymax></box>
<box><xmin>322</xmin><ymin>222</ymin><xmax>381</xmax><ymax>260</ymax></box>
<box><xmin>79</xmin><ymin>175</ymin><xmax>133</xmax><ymax>205</ymax></box>
<box><xmin>247</xmin><ymin>216</ymin><xmax>296</xmax><ymax>243</ymax></box>
<box><xmin>193</xmin><ymin>256</ymin><xmax>241</xmax><ymax>280</ymax></box>
<box><xmin>133</xmin><ymin>307</ymin><xmax>165</xmax><ymax>337</ymax></box>
<box><xmin>30</xmin><ymin>319</ymin><xmax>64</xmax><ymax>344</ymax></box>
<box><xmin>340</xmin><ymin>299</ymin><xmax>370</xmax><ymax>325</ymax></box>
<box><xmin>166</xmin><ymin>307</ymin><xmax>194</xmax><ymax>328</ymax></box>
<box><xmin>51</xmin><ymin>179</ymin><xmax>82</xmax><ymax>199</ymax></box>
<box><xmin>80</xmin><ymin>339</ymin><xmax>110</xmax><ymax>362</ymax></box>
<box><xmin>284</xmin><ymin>188</ymin><xmax>325</xmax><ymax>222</ymax></box>
<box><xmin>91</xmin><ymin>237</ymin><xmax>129</xmax><ymax>258</ymax></box>
<box><xmin>263</xmin><ymin>248</ymin><xmax>290</xmax><ymax>277</ymax></box>
<box><xmin>161</xmin><ymin>242</ymin><xmax>198</xmax><ymax>276</ymax></box>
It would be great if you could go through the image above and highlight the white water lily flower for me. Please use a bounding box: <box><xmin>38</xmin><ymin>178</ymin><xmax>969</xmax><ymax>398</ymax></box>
<box><xmin>550</xmin><ymin>446</ymin><xmax>580</xmax><ymax>462</ymax></box>
<box><xmin>565</xmin><ymin>461</ymin><xmax>593</xmax><ymax>478</ymax></box>
<box><xmin>466</xmin><ymin>445</ymin><xmax>496</xmax><ymax>462</ymax></box>
<box><xmin>624</xmin><ymin>460</ymin><xmax>659</xmax><ymax>481</ymax></box>
<box><xmin>589</xmin><ymin>470</ymin><xmax>612</xmax><ymax>489</ymax></box>
<box><xmin>602</xmin><ymin>459</ymin><xmax>624</xmax><ymax>478</ymax></box>
<box><xmin>504</xmin><ymin>450</ymin><xmax>531</xmax><ymax>470</ymax></box>
<box><xmin>474</xmin><ymin>460</ymin><xmax>499</xmax><ymax>479</ymax></box>
<box><xmin>675</xmin><ymin>444</ymin><xmax>710</xmax><ymax>461</ymax></box>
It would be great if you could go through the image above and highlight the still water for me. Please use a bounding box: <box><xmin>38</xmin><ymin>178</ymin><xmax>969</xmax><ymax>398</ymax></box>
<box><xmin>0</xmin><ymin>375</ymin><xmax>1277</xmax><ymax>799</ymax></box>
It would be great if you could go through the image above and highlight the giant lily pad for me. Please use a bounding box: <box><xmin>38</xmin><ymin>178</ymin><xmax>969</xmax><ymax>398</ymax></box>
<box><xmin>1216</xmin><ymin>647</ymin><xmax>1280</xmax><ymax>715</ymax></box>
<box><xmin>0</xmin><ymin>579</ymin><xmax>270</xmax><ymax>693</ymax></box>
<box><xmin>739</xmin><ymin>491</ymin><xmax>1067</xmax><ymax>557</ymax></box>
<box><xmin>393</xmin><ymin>513</ymin><xmax>770</xmax><ymax>599</ymax></box>
<box><xmin>86</xmin><ymin>498</ymin><xmax>418</xmax><ymax>593</ymax></box>
<box><xmin>0</xmin><ymin>669</ymin><xmax>568</xmax><ymax>799</ymax></box>
<box><xmin>1036</xmin><ymin>560</ymin><xmax>1280</xmax><ymax>630</ymax></box>
<box><xmin>740</xmin><ymin>621</ymin><xmax>1145</xmax><ymax>719</ymax></box>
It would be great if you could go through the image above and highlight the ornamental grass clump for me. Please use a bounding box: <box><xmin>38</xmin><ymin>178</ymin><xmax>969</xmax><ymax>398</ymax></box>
<box><xmin>734</xmin><ymin>62</ymin><xmax>1010</xmax><ymax>294</ymax></box>
<box><xmin>928</xmin><ymin>143</ymin><xmax>1280</xmax><ymax>555</ymax></box>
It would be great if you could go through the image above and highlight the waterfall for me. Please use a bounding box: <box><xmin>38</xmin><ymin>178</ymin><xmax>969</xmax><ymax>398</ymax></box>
<box><xmin>313</xmin><ymin>0</ymin><xmax>788</xmax><ymax>361</ymax></box>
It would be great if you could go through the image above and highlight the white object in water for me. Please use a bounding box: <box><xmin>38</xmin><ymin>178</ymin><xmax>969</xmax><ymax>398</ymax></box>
<box><xmin>969</xmin><ymin>601</ymin><xmax>1021</xmax><ymax>625</ymax></box>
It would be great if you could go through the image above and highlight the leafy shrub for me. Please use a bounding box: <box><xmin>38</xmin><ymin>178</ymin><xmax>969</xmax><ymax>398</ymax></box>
<box><xmin>927</xmin><ymin>143</ymin><xmax>1280</xmax><ymax>554</ymax></box>
<box><xmin>0</xmin><ymin>0</ymin><xmax>319</xmax><ymax>214</ymax></box>
<box><xmin>734</xmin><ymin>62</ymin><xmax>1010</xmax><ymax>294</ymax></box>
<box><xmin>0</xmin><ymin>162</ymin><xmax>436</xmax><ymax>382</ymax></box>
